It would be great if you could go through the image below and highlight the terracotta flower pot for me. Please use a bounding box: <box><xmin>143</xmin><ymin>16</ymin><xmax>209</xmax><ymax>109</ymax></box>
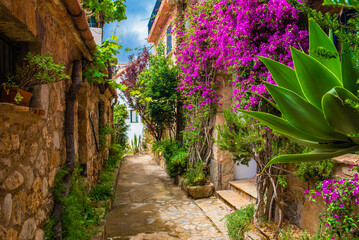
<box><xmin>0</xmin><ymin>86</ymin><xmax>33</xmax><ymax>107</ymax></box>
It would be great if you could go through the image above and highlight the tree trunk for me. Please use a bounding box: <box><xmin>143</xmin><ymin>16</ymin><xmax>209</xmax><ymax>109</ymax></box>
<box><xmin>53</xmin><ymin>59</ymin><xmax>82</xmax><ymax>240</ymax></box>
<box><xmin>176</xmin><ymin>98</ymin><xmax>184</xmax><ymax>142</ymax></box>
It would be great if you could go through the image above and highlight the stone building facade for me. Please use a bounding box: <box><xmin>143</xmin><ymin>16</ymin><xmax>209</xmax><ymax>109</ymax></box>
<box><xmin>0</xmin><ymin>0</ymin><xmax>116</xmax><ymax>239</ymax></box>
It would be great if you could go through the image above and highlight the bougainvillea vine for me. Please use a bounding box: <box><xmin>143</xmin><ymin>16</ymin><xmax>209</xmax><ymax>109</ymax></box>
<box><xmin>175</xmin><ymin>0</ymin><xmax>308</xmax><ymax>110</ymax></box>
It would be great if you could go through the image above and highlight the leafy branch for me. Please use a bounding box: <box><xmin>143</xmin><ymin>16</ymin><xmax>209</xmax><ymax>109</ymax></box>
<box><xmin>82</xmin><ymin>0</ymin><xmax>127</xmax><ymax>24</ymax></box>
<box><xmin>83</xmin><ymin>37</ymin><xmax>122</xmax><ymax>88</ymax></box>
<box><xmin>5</xmin><ymin>52</ymin><xmax>70</xmax><ymax>91</ymax></box>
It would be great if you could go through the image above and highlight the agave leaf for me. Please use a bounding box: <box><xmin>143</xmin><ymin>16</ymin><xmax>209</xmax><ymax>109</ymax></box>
<box><xmin>309</xmin><ymin>19</ymin><xmax>341</xmax><ymax>81</ymax></box>
<box><xmin>258</xmin><ymin>56</ymin><xmax>305</xmax><ymax>97</ymax></box>
<box><xmin>253</xmin><ymin>92</ymin><xmax>279</xmax><ymax>111</ymax></box>
<box><xmin>342</xmin><ymin>44</ymin><xmax>359</xmax><ymax>94</ymax></box>
<box><xmin>350</xmin><ymin>136</ymin><xmax>359</xmax><ymax>144</ymax></box>
<box><xmin>329</xmin><ymin>29</ymin><xmax>334</xmax><ymax>43</ymax></box>
<box><xmin>265</xmin><ymin>83</ymin><xmax>347</xmax><ymax>141</ymax></box>
<box><xmin>288</xmin><ymin>137</ymin><xmax>354</xmax><ymax>151</ymax></box>
<box><xmin>264</xmin><ymin>145</ymin><xmax>359</xmax><ymax>169</ymax></box>
<box><xmin>322</xmin><ymin>87</ymin><xmax>359</xmax><ymax>135</ymax></box>
<box><xmin>291</xmin><ymin>47</ymin><xmax>342</xmax><ymax>109</ymax></box>
<box><xmin>239</xmin><ymin>110</ymin><xmax>335</xmax><ymax>143</ymax></box>
<box><xmin>322</xmin><ymin>0</ymin><xmax>359</xmax><ymax>9</ymax></box>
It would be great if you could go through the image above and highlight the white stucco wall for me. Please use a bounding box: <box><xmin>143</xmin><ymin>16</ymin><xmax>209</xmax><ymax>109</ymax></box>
<box><xmin>125</xmin><ymin>110</ymin><xmax>144</xmax><ymax>144</ymax></box>
<box><xmin>90</xmin><ymin>27</ymin><xmax>103</xmax><ymax>45</ymax></box>
<box><xmin>234</xmin><ymin>159</ymin><xmax>256</xmax><ymax>180</ymax></box>
<box><xmin>117</xmin><ymin>97</ymin><xmax>144</xmax><ymax>144</ymax></box>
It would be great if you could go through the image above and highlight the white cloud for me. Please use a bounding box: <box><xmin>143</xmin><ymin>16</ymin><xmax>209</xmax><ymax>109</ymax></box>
<box><xmin>120</xmin><ymin>13</ymin><xmax>149</xmax><ymax>43</ymax></box>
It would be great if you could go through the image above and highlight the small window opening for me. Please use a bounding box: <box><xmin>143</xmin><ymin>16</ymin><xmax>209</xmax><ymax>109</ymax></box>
<box><xmin>130</xmin><ymin>110</ymin><xmax>138</xmax><ymax>123</ymax></box>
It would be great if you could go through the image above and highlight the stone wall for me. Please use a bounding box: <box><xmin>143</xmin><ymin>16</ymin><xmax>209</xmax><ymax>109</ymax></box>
<box><xmin>0</xmin><ymin>0</ymin><xmax>115</xmax><ymax>239</ymax></box>
<box><xmin>210</xmin><ymin>73</ymin><xmax>234</xmax><ymax>190</ymax></box>
<box><xmin>77</xmin><ymin>82</ymin><xmax>114</xmax><ymax>185</ymax></box>
<box><xmin>283</xmin><ymin>154</ymin><xmax>359</xmax><ymax>233</ymax></box>
<box><xmin>0</xmin><ymin>84</ymin><xmax>113</xmax><ymax>239</ymax></box>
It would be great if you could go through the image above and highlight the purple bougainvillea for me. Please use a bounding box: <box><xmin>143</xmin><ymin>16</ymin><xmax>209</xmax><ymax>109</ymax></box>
<box><xmin>307</xmin><ymin>164</ymin><xmax>359</xmax><ymax>239</ymax></box>
<box><xmin>175</xmin><ymin>0</ymin><xmax>308</xmax><ymax>110</ymax></box>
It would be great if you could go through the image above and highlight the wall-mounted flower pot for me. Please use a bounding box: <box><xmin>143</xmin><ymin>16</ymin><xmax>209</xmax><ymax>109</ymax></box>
<box><xmin>0</xmin><ymin>86</ymin><xmax>33</xmax><ymax>107</ymax></box>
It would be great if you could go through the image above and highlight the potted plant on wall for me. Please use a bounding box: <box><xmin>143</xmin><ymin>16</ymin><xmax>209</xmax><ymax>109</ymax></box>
<box><xmin>183</xmin><ymin>161</ymin><xmax>214</xmax><ymax>199</ymax></box>
<box><xmin>0</xmin><ymin>52</ymin><xmax>70</xmax><ymax>106</ymax></box>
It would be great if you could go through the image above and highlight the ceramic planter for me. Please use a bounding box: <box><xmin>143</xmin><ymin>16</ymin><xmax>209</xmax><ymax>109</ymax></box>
<box><xmin>0</xmin><ymin>86</ymin><xmax>33</xmax><ymax>107</ymax></box>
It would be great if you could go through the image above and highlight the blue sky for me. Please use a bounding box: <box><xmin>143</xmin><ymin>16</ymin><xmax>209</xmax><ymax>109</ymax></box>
<box><xmin>103</xmin><ymin>0</ymin><xmax>157</xmax><ymax>63</ymax></box>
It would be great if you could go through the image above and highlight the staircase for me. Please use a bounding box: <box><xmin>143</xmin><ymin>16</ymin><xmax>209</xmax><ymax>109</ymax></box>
<box><xmin>216</xmin><ymin>178</ymin><xmax>257</xmax><ymax>210</ymax></box>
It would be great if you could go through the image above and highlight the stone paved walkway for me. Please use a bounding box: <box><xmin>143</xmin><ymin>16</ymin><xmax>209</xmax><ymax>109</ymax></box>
<box><xmin>105</xmin><ymin>155</ymin><xmax>228</xmax><ymax>240</ymax></box>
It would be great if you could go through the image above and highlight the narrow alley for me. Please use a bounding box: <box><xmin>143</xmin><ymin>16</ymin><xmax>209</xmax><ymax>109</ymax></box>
<box><xmin>105</xmin><ymin>155</ymin><xmax>228</xmax><ymax>240</ymax></box>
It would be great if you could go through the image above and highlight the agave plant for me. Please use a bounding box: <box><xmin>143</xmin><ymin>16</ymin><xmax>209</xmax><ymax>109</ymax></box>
<box><xmin>241</xmin><ymin>19</ymin><xmax>359</xmax><ymax>168</ymax></box>
<box><xmin>322</xmin><ymin>0</ymin><xmax>359</xmax><ymax>9</ymax></box>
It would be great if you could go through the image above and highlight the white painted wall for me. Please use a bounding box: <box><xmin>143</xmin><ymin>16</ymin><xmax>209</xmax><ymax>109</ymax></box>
<box><xmin>234</xmin><ymin>159</ymin><xmax>257</xmax><ymax>180</ymax></box>
<box><xmin>117</xmin><ymin>97</ymin><xmax>144</xmax><ymax>144</ymax></box>
<box><xmin>90</xmin><ymin>27</ymin><xmax>103</xmax><ymax>45</ymax></box>
<box><xmin>125</xmin><ymin>110</ymin><xmax>144</xmax><ymax>144</ymax></box>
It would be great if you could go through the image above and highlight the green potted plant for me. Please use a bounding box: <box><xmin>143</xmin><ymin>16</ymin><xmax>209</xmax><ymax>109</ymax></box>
<box><xmin>183</xmin><ymin>161</ymin><xmax>214</xmax><ymax>199</ymax></box>
<box><xmin>0</xmin><ymin>52</ymin><xmax>70</xmax><ymax>106</ymax></box>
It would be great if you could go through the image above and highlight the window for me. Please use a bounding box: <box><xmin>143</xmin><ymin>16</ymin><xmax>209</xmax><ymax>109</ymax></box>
<box><xmin>130</xmin><ymin>110</ymin><xmax>138</xmax><ymax>123</ymax></box>
<box><xmin>0</xmin><ymin>35</ymin><xmax>16</xmax><ymax>84</ymax></box>
<box><xmin>167</xmin><ymin>25</ymin><xmax>172</xmax><ymax>54</ymax></box>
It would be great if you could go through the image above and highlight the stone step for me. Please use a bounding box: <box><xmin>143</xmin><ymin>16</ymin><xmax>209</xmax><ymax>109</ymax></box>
<box><xmin>229</xmin><ymin>179</ymin><xmax>257</xmax><ymax>203</ymax></box>
<box><xmin>216</xmin><ymin>190</ymin><xmax>251</xmax><ymax>210</ymax></box>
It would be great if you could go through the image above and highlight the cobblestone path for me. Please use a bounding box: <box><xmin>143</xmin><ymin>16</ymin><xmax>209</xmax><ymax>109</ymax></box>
<box><xmin>105</xmin><ymin>155</ymin><xmax>227</xmax><ymax>240</ymax></box>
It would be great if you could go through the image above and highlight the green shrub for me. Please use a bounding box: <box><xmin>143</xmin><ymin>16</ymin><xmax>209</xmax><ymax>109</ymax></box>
<box><xmin>157</xmin><ymin>138</ymin><xmax>180</xmax><ymax>160</ymax></box>
<box><xmin>90</xmin><ymin>181</ymin><xmax>114</xmax><ymax>201</ymax></box>
<box><xmin>184</xmin><ymin>161</ymin><xmax>207</xmax><ymax>186</ymax></box>
<box><xmin>294</xmin><ymin>159</ymin><xmax>337</xmax><ymax>182</ymax></box>
<box><xmin>107</xmin><ymin>144</ymin><xmax>124</xmax><ymax>169</ymax></box>
<box><xmin>152</xmin><ymin>138</ymin><xmax>187</xmax><ymax>178</ymax></box>
<box><xmin>167</xmin><ymin>149</ymin><xmax>187</xmax><ymax>178</ymax></box>
<box><xmin>278</xmin><ymin>225</ymin><xmax>312</xmax><ymax>240</ymax></box>
<box><xmin>45</xmin><ymin>167</ymin><xmax>100</xmax><ymax>240</ymax></box>
<box><xmin>151</xmin><ymin>140</ymin><xmax>161</xmax><ymax>154</ymax></box>
<box><xmin>90</xmin><ymin>146</ymin><xmax>123</xmax><ymax>202</ymax></box>
<box><xmin>99</xmin><ymin>124</ymin><xmax>115</xmax><ymax>147</ymax></box>
<box><xmin>224</xmin><ymin>204</ymin><xmax>255</xmax><ymax>240</ymax></box>
<box><xmin>113</xmin><ymin>104</ymin><xmax>129</xmax><ymax>146</ymax></box>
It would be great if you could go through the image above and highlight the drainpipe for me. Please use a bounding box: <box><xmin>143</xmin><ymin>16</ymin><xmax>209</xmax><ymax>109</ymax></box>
<box><xmin>62</xmin><ymin>0</ymin><xmax>97</xmax><ymax>53</ymax></box>
<box><xmin>53</xmin><ymin>59</ymin><xmax>82</xmax><ymax>240</ymax></box>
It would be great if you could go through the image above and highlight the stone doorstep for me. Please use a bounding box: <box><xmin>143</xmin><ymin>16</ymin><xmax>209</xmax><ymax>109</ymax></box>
<box><xmin>229</xmin><ymin>179</ymin><xmax>257</xmax><ymax>203</ymax></box>
<box><xmin>216</xmin><ymin>190</ymin><xmax>251</xmax><ymax>210</ymax></box>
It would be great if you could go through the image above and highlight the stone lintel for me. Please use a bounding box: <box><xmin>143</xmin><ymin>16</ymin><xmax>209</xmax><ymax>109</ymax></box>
<box><xmin>0</xmin><ymin>4</ymin><xmax>38</xmax><ymax>42</ymax></box>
